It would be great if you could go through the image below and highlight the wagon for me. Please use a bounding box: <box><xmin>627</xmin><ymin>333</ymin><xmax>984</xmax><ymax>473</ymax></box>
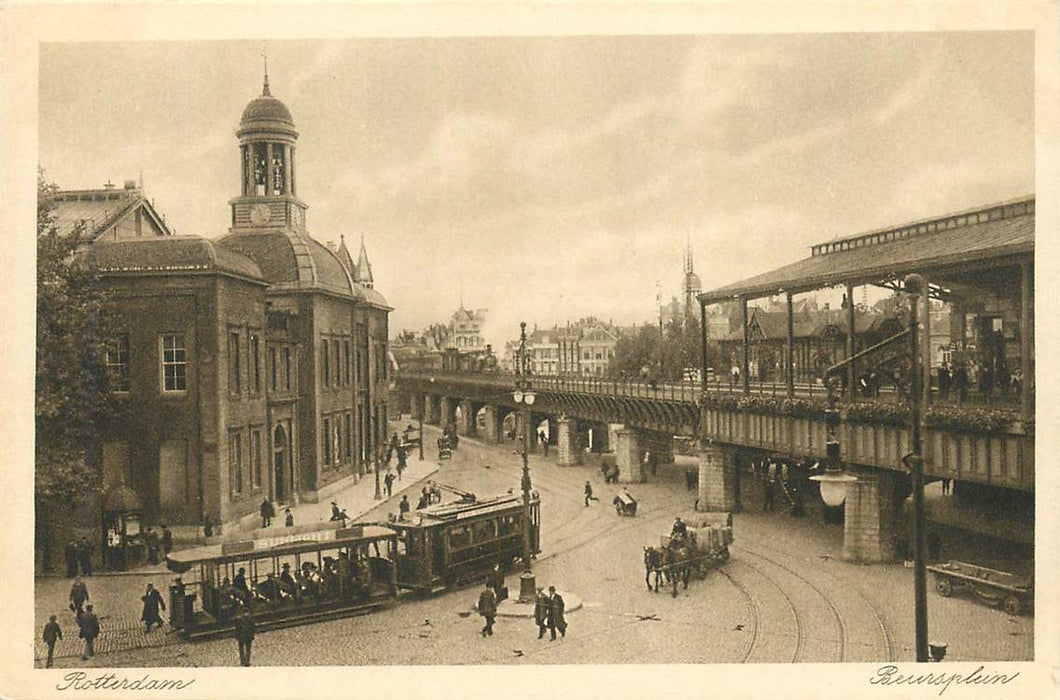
<box><xmin>927</xmin><ymin>560</ymin><xmax>1033</xmax><ymax>615</ymax></box>
<box><xmin>613</xmin><ymin>491</ymin><xmax>637</xmax><ymax>516</ymax></box>
<box><xmin>437</xmin><ymin>437</ymin><xmax>452</xmax><ymax>461</ymax></box>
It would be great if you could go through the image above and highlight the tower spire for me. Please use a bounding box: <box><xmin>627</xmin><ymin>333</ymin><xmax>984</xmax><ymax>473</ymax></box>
<box><xmin>262</xmin><ymin>42</ymin><xmax>271</xmax><ymax>96</ymax></box>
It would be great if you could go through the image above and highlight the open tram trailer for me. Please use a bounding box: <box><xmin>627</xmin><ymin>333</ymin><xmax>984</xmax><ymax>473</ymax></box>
<box><xmin>389</xmin><ymin>492</ymin><xmax>541</xmax><ymax>593</ymax></box>
<box><xmin>166</xmin><ymin>524</ymin><xmax>399</xmax><ymax>640</ymax></box>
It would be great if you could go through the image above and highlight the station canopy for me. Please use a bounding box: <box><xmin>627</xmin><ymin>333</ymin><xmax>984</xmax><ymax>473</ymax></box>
<box><xmin>698</xmin><ymin>197</ymin><xmax>1034</xmax><ymax>304</ymax></box>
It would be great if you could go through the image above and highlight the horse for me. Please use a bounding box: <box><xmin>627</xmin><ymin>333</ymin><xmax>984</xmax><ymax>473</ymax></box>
<box><xmin>643</xmin><ymin>546</ymin><xmax>665</xmax><ymax>592</ymax></box>
<box><xmin>664</xmin><ymin>537</ymin><xmax>692</xmax><ymax>597</ymax></box>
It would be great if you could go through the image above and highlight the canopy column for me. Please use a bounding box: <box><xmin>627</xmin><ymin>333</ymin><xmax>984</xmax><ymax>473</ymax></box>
<box><xmin>1020</xmin><ymin>259</ymin><xmax>1033</xmax><ymax>420</ymax></box>
<box><xmin>741</xmin><ymin>297</ymin><xmax>750</xmax><ymax>395</ymax></box>
<box><xmin>846</xmin><ymin>283</ymin><xmax>856</xmax><ymax>401</ymax></box>
<box><xmin>786</xmin><ymin>291</ymin><xmax>795</xmax><ymax>398</ymax></box>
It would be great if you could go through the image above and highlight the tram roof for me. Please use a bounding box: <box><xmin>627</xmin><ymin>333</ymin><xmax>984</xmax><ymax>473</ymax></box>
<box><xmin>166</xmin><ymin>524</ymin><xmax>398</xmax><ymax>572</ymax></box>
<box><xmin>403</xmin><ymin>493</ymin><xmax>536</xmax><ymax>525</ymax></box>
<box><xmin>699</xmin><ymin>196</ymin><xmax>1034</xmax><ymax>304</ymax></box>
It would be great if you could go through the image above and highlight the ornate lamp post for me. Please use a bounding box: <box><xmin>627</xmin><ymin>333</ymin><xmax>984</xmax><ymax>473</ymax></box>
<box><xmin>810</xmin><ymin>374</ymin><xmax>857</xmax><ymax>507</ymax></box>
<box><xmin>513</xmin><ymin>321</ymin><xmax>537</xmax><ymax>602</ymax></box>
<box><xmin>418</xmin><ymin>414</ymin><xmax>424</xmax><ymax>461</ymax></box>
<box><xmin>904</xmin><ymin>273</ymin><xmax>930</xmax><ymax>663</ymax></box>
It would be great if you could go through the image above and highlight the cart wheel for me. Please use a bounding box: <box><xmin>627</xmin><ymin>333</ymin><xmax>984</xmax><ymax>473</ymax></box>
<box><xmin>1003</xmin><ymin>595</ymin><xmax>1022</xmax><ymax>616</ymax></box>
<box><xmin>935</xmin><ymin>577</ymin><xmax>953</xmax><ymax>597</ymax></box>
<box><xmin>718</xmin><ymin>547</ymin><xmax>731</xmax><ymax>564</ymax></box>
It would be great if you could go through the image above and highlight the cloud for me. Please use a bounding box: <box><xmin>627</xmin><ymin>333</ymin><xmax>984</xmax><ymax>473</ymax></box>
<box><xmin>872</xmin><ymin>52</ymin><xmax>941</xmax><ymax>125</ymax></box>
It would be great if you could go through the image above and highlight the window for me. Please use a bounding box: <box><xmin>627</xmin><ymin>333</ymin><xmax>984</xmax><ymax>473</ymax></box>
<box><xmin>472</xmin><ymin>520</ymin><xmax>496</xmax><ymax>542</ymax></box>
<box><xmin>106</xmin><ymin>334</ymin><xmax>130</xmax><ymax>392</ymax></box>
<box><xmin>448</xmin><ymin>525</ymin><xmax>471</xmax><ymax>550</ymax></box>
<box><xmin>344</xmin><ymin>341</ymin><xmax>351</xmax><ymax>386</ymax></box>
<box><xmin>334</xmin><ymin>421</ymin><xmax>342</xmax><ymax>466</ymax></box>
<box><xmin>161</xmin><ymin>333</ymin><xmax>187</xmax><ymax>392</ymax></box>
<box><xmin>322</xmin><ymin>416</ymin><xmax>332</xmax><ymax>466</ymax></box>
<box><xmin>269</xmin><ymin>347</ymin><xmax>278</xmax><ymax>391</ymax></box>
<box><xmin>229</xmin><ymin>431</ymin><xmax>243</xmax><ymax>496</ymax></box>
<box><xmin>344</xmin><ymin>412</ymin><xmax>352</xmax><ymax>462</ymax></box>
<box><xmin>332</xmin><ymin>340</ymin><xmax>340</xmax><ymax>388</ymax></box>
<box><xmin>322</xmin><ymin>340</ymin><xmax>330</xmax><ymax>387</ymax></box>
<box><xmin>228</xmin><ymin>331</ymin><xmax>241</xmax><ymax>393</ymax></box>
<box><xmin>283</xmin><ymin>347</ymin><xmax>292</xmax><ymax>391</ymax></box>
<box><xmin>251</xmin><ymin>429</ymin><xmax>262</xmax><ymax>489</ymax></box>
<box><xmin>250</xmin><ymin>334</ymin><xmax>261</xmax><ymax>393</ymax></box>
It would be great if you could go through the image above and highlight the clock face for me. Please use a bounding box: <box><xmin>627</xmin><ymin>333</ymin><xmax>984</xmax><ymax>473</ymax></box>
<box><xmin>250</xmin><ymin>203</ymin><xmax>272</xmax><ymax>226</ymax></box>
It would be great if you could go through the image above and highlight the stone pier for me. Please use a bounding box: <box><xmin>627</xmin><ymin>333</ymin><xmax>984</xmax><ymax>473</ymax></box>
<box><xmin>457</xmin><ymin>400</ymin><xmax>477</xmax><ymax>437</ymax></box>
<box><xmin>557</xmin><ymin>417</ymin><xmax>582</xmax><ymax>466</ymax></box>
<box><xmin>697</xmin><ymin>442</ymin><xmax>735</xmax><ymax>511</ymax></box>
<box><xmin>842</xmin><ymin>470</ymin><xmax>899</xmax><ymax>563</ymax></box>
<box><xmin>615</xmin><ymin>427</ymin><xmax>644</xmax><ymax>483</ymax></box>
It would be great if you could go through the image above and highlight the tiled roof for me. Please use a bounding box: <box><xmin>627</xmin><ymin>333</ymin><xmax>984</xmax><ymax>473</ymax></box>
<box><xmin>46</xmin><ymin>187</ymin><xmax>171</xmax><ymax>240</ymax></box>
<box><xmin>721</xmin><ymin>308</ymin><xmax>896</xmax><ymax>341</ymax></box>
<box><xmin>86</xmin><ymin>236</ymin><xmax>264</xmax><ymax>282</ymax></box>
<box><xmin>700</xmin><ymin>197</ymin><xmax>1034</xmax><ymax>303</ymax></box>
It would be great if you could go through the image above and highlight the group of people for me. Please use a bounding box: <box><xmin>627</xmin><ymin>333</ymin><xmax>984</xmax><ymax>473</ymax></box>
<box><xmin>63</xmin><ymin>537</ymin><xmax>95</xmax><ymax>578</ymax></box>
<box><xmin>476</xmin><ymin>579</ymin><xmax>567</xmax><ymax>641</ymax></box>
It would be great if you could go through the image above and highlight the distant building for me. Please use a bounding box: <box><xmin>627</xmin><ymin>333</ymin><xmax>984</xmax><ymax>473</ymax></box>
<box><xmin>520</xmin><ymin>318</ymin><xmax>621</xmax><ymax>376</ymax></box>
<box><xmin>447</xmin><ymin>305</ymin><xmax>488</xmax><ymax>351</ymax></box>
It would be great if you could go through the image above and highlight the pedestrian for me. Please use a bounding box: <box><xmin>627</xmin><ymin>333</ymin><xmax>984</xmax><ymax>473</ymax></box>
<box><xmin>417</xmin><ymin>490</ymin><xmax>430</xmax><ymax>510</ymax></box>
<box><xmin>764</xmin><ymin>461</ymin><xmax>776</xmax><ymax>512</ymax></box>
<box><xmin>78</xmin><ymin>604</ymin><xmax>100</xmax><ymax>661</ymax></box>
<box><xmin>42</xmin><ymin>614</ymin><xmax>62</xmax><ymax>668</ymax></box>
<box><xmin>430</xmin><ymin>481</ymin><xmax>442</xmax><ymax>504</ymax></box>
<box><xmin>76</xmin><ymin>536</ymin><xmax>93</xmax><ymax>576</ymax></box>
<box><xmin>384</xmin><ymin>471</ymin><xmax>395</xmax><ymax>498</ymax></box>
<box><xmin>547</xmin><ymin>586</ymin><xmax>566</xmax><ymax>640</ymax></box>
<box><xmin>399</xmin><ymin>495</ymin><xmax>410</xmax><ymax>520</ymax></box>
<box><xmin>942</xmin><ymin>478</ymin><xmax>951</xmax><ymax>496</ymax></box>
<box><xmin>140</xmin><ymin>582</ymin><xmax>166</xmax><ymax>633</ymax></box>
<box><xmin>260</xmin><ymin>499</ymin><xmax>274</xmax><ymax>528</ymax></box>
<box><xmin>161</xmin><ymin>524</ymin><xmax>173</xmax><ymax>556</ymax></box>
<box><xmin>330</xmin><ymin>502</ymin><xmax>343</xmax><ymax>521</ymax></box>
<box><xmin>284</xmin><ymin>508</ymin><xmax>294</xmax><ymax>527</ymax></box>
<box><xmin>584</xmin><ymin>481</ymin><xmax>598</xmax><ymax>507</ymax></box>
<box><xmin>69</xmin><ymin>575</ymin><xmax>89</xmax><ymax>617</ymax></box>
<box><xmin>539</xmin><ymin>430</ymin><xmax>549</xmax><ymax>457</ymax></box>
<box><xmin>489</xmin><ymin>563</ymin><xmax>506</xmax><ymax>601</ymax></box>
<box><xmin>477</xmin><ymin>582</ymin><xmax>497</xmax><ymax>637</ymax></box>
<box><xmin>203</xmin><ymin>514</ymin><xmax>214</xmax><ymax>538</ymax></box>
<box><xmin>233</xmin><ymin>567</ymin><xmax>251</xmax><ymax>606</ymax></box>
<box><xmin>533</xmin><ymin>587</ymin><xmax>549</xmax><ymax>639</ymax></box>
<box><xmin>64</xmin><ymin>539</ymin><xmax>78</xmax><ymax>578</ymax></box>
<box><xmin>396</xmin><ymin>446</ymin><xmax>407</xmax><ymax>479</ymax></box>
<box><xmin>234</xmin><ymin>612</ymin><xmax>256</xmax><ymax>666</ymax></box>
<box><xmin>145</xmin><ymin>527</ymin><xmax>160</xmax><ymax>565</ymax></box>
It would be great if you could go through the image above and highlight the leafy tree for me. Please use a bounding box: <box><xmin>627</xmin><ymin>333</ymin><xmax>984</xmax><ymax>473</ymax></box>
<box><xmin>608</xmin><ymin>317</ymin><xmax>717</xmax><ymax>381</ymax></box>
<box><xmin>36</xmin><ymin>170</ymin><xmax>109</xmax><ymax>568</ymax></box>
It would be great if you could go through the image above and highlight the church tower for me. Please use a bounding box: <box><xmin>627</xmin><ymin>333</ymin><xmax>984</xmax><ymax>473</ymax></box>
<box><xmin>683</xmin><ymin>236</ymin><xmax>702</xmax><ymax>325</ymax></box>
<box><xmin>228</xmin><ymin>65</ymin><xmax>308</xmax><ymax>234</ymax></box>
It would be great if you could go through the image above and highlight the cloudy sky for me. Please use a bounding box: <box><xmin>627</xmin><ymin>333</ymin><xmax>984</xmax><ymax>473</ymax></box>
<box><xmin>39</xmin><ymin>33</ymin><xmax>1033</xmax><ymax>347</ymax></box>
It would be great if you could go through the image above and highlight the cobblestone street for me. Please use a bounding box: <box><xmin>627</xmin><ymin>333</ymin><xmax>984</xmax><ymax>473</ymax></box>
<box><xmin>35</xmin><ymin>423</ymin><xmax>1033</xmax><ymax>668</ymax></box>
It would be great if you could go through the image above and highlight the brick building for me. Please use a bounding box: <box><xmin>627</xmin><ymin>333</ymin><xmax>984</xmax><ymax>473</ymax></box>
<box><xmin>52</xmin><ymin>73</ymin><xmax>390</xmax><ymax>536</ymax></box>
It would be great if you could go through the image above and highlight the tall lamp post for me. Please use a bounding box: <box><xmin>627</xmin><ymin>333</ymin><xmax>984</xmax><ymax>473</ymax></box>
<box><xmin>810</xmin><ymin>375</ymin><xmax>857</xmax><ymax>509</ymax></box>
<box><xmin>904</xmin><ymin>273</ymin><xmax>930</xmax><ymax>663</ymax></box>
<box><xmin>418</xmin><ymin>414</ymin><xmax>424</xmax><ymax>461</ymax></box>
<box><xmin>513</xmin><ymin>322</ymin><xmax>537</xmax><ymax>602</ymax></box>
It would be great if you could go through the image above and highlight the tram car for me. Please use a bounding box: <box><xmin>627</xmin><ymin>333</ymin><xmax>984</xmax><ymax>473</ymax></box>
<box><xmin>388</xmin><ymin>490</ymin><xmax>541</xmax><ymax>594</ymax></box>
<box><xmin>166</xmin><ymin>524</ymin><xmax>400</xmax><ymax>641</ymax></box>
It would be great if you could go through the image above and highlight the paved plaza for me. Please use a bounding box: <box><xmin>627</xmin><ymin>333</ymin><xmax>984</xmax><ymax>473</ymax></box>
<box><xmin>35</xmin><ymin>422</ymin><xmax>1032</xmax><ymax>668</ymax></box>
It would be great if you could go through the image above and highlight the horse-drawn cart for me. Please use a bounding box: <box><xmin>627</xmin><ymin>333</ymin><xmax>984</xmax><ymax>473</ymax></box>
<box><xmin>437</xmin><ymin>436</ymin><xmax>452</xmax><ymax>461</ymax></box>
<box><xmin>927</xmin><ymin>560</ymin><xmax>1032</xmax><ymax>615</ymax></box>
<box><xmin>644</xmin><ymin>512</ymin><xmax>733</xmax><ymax>596</ymax></box>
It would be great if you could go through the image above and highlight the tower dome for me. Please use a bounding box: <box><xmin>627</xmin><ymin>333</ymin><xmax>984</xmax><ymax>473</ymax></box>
<box><xmin>237</xmin><ymin>74</ymin><xmax>297</xmax><ymax>138</ymax></box>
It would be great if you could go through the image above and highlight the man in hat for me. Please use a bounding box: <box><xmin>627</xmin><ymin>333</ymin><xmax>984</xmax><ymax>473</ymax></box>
<box><xmin>330</xmin><ymin>502</ymin><xmax>343</xmax><ymax>521</ymax></box>
<box><xmin>533</xmin><ymin>587</ymin><xmax>549</xmax><ymax>639</ymax></box>
<box><xmin>477</xmin><ymin>581</ymin><xmax>497</xmax><ymax>637</ymax></box>
<box><xmin>76</xmin><ymin>536</ymin><xmax>93</xmax><ymax>576</ymax></box>
<box><xmin>546</xmin><ymin>586</ymin><xmax>566</xmax><ymax>640</ymax></box>
<box><xmin>284</xmin><ymin>507</ymin><xmax>294</xmax><ymax>527</ymax></box>
<box><xmin>233</xmin><ymin>611</ymin><xmax>256</xmax><ymax>666</ymax></box>
<box><xmin>398</xmin><ymin>495</ymin><xmax>410</xmax><ymax>521</ymax></box>
<box><xmin>160</xmin><ymin>524</ymin><xmax>173</xmax><ymax>556</ymax></box>
<box><xmin>42</xmin><ymin>614</ymin><xmax>62</xmax><ymax>668</ymax></box>
<box><xmin>140</xmin><ymin>582</ymin><xmax>166</xmax><ymax>633</ymax></box>
<box><xmin>78</xmin><ymin>605</ymin><xmax>100</xmax><ymax>661</ymax></box>
<box><xmin>69</xmin><ymin>576</ymin><xmax>89</xmax><ymax>618</ymax></box>
<box><xmin>260</xmin><ymin>499</ymin><xmax>275</xmax><ymax>528</ymax></box>
<box><xmin>384</xmin><ymin>471</ymin><xmax>395</xmax><ymax>498</ymax></box>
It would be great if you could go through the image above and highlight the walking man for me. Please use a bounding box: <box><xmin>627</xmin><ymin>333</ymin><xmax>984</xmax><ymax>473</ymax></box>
<box><xmin>547</xmin><ymin>586</ymin><xmax>566</xmax><ymax>640</ymax></box>
<box><xmin>539</xmin><ymin>430</ymin><xmax>549</xmax><ymax>457</ymax></box>
<box><xmin>477</xmin><ymin>582</ymin><xmax>497</xmax><ymax>637</ymax></box>
<box><xmin>69</xmin><ymin>576</ymin><xmax>89</xmax><ymax>617</ymax></box>
<box><xmin>396</xmin><ymin>445</ymin><xmax>407</xmax><ymax>479</ymax></box>
<box><xmin>234</xmin><ymin>612</ymin><xmax>256</xmax><ymax>666</ymax></box>
<box><xmin>534</xmin><ymin>587</ymin><xmax>549</xmax><ymax>639</ymax></box>
<box><xmin>584</xmin><ymin>481</ymin><xmax>598</xmax><ymax>507</ymax></box>
<box><xmin>78</xmin><ymin>605</ymin><xmax>100</xmax><ymax>661</ymax></box>
<box><xmin>140</xmin><ymin>582</ymin><xmax>166</xmax><ymax>633</ymax></box>
<box><xmin>161</xmin><ymin>525</ymin><xmax>173</xmax><ymax>556</ymax></box>
<box><xmin>398</xmin><ymin>495</ymin><xmax>410</xmax><ymax>521</ymax></box>
<box><xmin>42</xmin><ymin>614</ymin><xmax>62</xmax><ymax>668</ymax></box>
<box><xmin>260</xmin><ymin>499</ymin><xmax>275</xmax><ymax>528</ymax></box>
<box><xmin>284</xmin><ymin>507</ymin><xmax>294</xmax><ymax>527</ymax></box>
<box><xmin>384</xmin><ymin>472</ymin><xmax>395</xmax><ymax>498</ymax></box>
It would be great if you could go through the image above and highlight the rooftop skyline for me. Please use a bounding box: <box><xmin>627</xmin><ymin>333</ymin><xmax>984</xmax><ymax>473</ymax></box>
<box><xmin>40</xmin><ymin>34</ymin><xmax>1033</xmax><ymax>350</ymax></box>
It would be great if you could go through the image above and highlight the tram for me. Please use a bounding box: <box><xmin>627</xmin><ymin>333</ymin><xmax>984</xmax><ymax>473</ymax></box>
<box><xmin>389</xmin><ymin>490</ymin><xmax>541</xmax><ymax>593</ymax></box>
<box><xmin>166</xmin><ymin>524</ymin><xmax>399</xmax><ymax>640</ymax></box>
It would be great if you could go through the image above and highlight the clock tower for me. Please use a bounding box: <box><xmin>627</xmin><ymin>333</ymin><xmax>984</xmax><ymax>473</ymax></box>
<box><xmin>229</xmin><ymin>69</ymin><xmax>308</xmax><ymax>234</ymax></box>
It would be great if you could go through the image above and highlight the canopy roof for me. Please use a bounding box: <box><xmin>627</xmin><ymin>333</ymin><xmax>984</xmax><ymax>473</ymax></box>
<box><xmin>699</xmin><ymin>197</ymin><xmax>1034</xmax><ymax>304</ymax></box>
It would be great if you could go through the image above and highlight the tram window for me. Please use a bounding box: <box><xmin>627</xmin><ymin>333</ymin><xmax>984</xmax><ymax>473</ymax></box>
<box><xmin>448</xmin><ymin>525</ymin><xmax>471</xmax><ymax>550</ymax></box>
<box><xmin>472</xmin><ymin>520</ymin><xmax>496</xmax><ymax>542</ymax></box>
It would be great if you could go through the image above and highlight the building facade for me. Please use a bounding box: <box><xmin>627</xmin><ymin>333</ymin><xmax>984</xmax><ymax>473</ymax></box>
<box><xmin>58</xmin><ymin>73</ymin><xmax>390</xmax><ymax>533</ymax></box>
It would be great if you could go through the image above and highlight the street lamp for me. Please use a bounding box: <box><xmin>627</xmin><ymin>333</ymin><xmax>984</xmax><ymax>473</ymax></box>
<box><xmin>513</xmin><ymin>321</ymin><xmax>537</xmax><ymax>603</ymax></box>
<box><xmin>810</xmin><ymin>375</ymin><xmax>856</xmax><ymax>507</ymax></box>
<box><xmin>904</xmin><ymin>272</ymin><xmax>930</xmax><ymax>663</ymax></box>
